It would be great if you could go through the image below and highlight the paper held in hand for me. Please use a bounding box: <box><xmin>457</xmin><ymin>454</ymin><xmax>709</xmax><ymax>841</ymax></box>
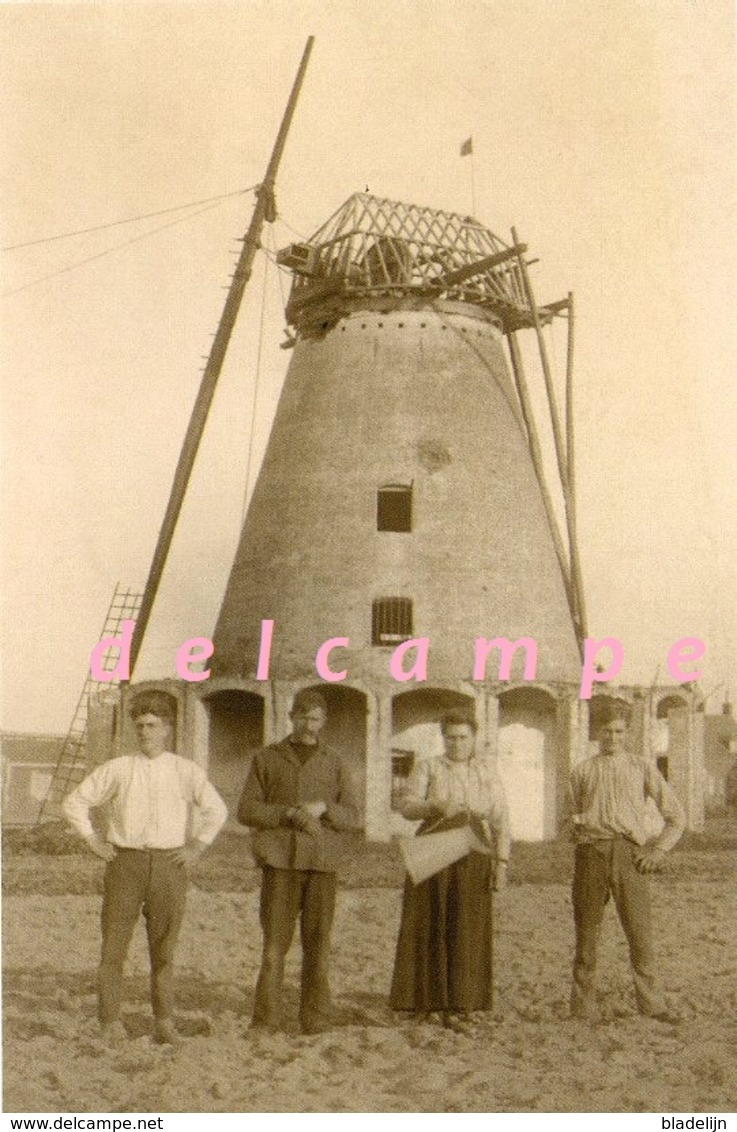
<box><xmin>398</xmin><ymin>824</ymin><xmax>491</xmax><ymax>885</ymax></box>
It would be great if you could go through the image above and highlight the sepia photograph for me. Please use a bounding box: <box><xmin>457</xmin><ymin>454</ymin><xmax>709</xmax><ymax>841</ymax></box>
<box><xmin>2</xmin><ymin>0</ymin><xmax>735</xmax><ymax>1118</ymax></box>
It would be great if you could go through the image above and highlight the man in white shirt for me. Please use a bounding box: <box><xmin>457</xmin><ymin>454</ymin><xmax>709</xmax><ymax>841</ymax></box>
<box><xmin>63</xmin><ymin>690</ymin><xmax>227</xmax><ymax>1044</ymax></box>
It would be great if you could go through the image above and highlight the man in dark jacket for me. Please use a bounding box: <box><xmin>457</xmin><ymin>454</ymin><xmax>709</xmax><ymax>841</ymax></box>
<box><xmin>238</xmin><ymin>689</ymin><xmax>359</xmax><ymax>1034</ymax></box>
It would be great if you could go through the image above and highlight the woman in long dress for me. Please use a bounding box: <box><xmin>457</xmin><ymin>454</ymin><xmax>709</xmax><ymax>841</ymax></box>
<box><xmin>389</xmin><ymin>710</ymin><xmax>510</xmax><ymax>1034</ymax></box>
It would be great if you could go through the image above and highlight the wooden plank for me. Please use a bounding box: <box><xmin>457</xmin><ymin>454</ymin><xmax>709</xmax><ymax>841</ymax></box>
<box><xmin>438</xmin><ymin>244</ymin><xmax>527</xmax><ymax>287</ymax></box>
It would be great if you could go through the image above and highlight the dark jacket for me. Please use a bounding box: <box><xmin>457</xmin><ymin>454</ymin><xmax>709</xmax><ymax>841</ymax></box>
<box><xmin>237</xmin><ymin>736</ymin><xmax>359</xmax><ymax>871</ymax></box>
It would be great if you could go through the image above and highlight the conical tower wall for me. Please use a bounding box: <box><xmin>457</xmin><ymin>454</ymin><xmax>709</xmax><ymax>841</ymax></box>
<box><xmin>213</xmin><ymin>301</ymin><xmax>580</xmax><ymax>685</ymax></box>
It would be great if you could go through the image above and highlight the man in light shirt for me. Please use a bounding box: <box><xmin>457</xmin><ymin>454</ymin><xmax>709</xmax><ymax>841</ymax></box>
<box><xmin>63</xmin><ymin>690</ymin><xmax>227</xmax><ymax>1045</ymax></box>
<box><xmin>569</xmin><ymin>700</ymin><xmax>685</xmax><ymax>1024</ymax></box>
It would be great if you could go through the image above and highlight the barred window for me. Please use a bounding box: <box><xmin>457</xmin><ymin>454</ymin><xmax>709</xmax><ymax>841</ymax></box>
<box><xmin>372</xmin><ymin>597</ymin><xmax>413</xmax><ymax>646</ymax></box>
<box><xmin>377</xmin><ymin>484</ymin><xmax>412</xmax><ymax>532</ymax></box>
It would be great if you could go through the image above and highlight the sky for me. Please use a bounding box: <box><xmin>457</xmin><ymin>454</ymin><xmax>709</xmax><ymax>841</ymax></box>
<box><xmin>2</xmin><ymin>0</ymin><xmax>735</xmax><ymax>735</ymax></box>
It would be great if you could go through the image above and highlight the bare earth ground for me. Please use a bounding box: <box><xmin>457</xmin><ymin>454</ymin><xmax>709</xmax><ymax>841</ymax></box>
<box><xmin>3</xmin><ymin>822</ymin><xmax>736</xmax><ymax>1113</ymax></box>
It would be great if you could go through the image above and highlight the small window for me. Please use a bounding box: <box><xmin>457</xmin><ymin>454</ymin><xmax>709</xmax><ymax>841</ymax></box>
<box><xmin>656</xmin><ymin>756</ymin><xmax>669</xmax><ymax>781</ymax></box>
<box><xmin>377</xmin><ymin>484</ymin><xmax>412</xmax><ymax>532</ymax></box>
<box><xmin>372</xmin><ymin>597</ymin><xmax>413</xmax><ymax>646</ymax></box>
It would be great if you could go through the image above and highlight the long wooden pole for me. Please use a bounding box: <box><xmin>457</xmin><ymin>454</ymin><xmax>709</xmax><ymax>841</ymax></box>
<box><xmin>513</xmin><ymin>231</ymin><xmax>586</xmax><ymax>646</ymax></box>
<box><xmin>506</xmin><ymin>330</ymin><xmax>580</xmax><ymax>651</ymax></box>
<box><xmin>564</xmin><ymin>292</ymin><xmax>588</xmax><ymax>639</ymax></box>
<box><xmin>512</xmin><ymin>227</ymin><xmax>569</xmax><ymax>491</ymax></box>
<box><xmin>129</xmin><ymin>36</ymin><xmax>315</xmax><ymax>679</ymax></box>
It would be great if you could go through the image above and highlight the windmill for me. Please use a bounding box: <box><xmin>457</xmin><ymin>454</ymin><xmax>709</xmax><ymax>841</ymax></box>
<box><xmin>209</xmin><ymin>193</ymin><xmax>587</xmax><ymax>837</ymax></box>
<box><xmin>101</xmin><ymin>39</ymin><xmax>590</xmax><ymax>838</ymax></box>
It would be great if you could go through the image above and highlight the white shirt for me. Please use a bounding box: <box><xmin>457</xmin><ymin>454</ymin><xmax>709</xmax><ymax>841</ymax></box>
<box><xmin>569</xmin><ymin>751</ymin><xmax>685</xmax><ymax>851</ymax></box>
<box><xmin>62</xmin><ymin>751</ymin><xmax>228</xmax><ymax>849</ymax></box>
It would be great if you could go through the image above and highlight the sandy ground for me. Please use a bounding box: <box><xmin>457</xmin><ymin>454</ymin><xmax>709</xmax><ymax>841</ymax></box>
<box><xmin>3</xmin><ymin>852</ymin><xmax>736</xmax><ymax>1114</ymax></box>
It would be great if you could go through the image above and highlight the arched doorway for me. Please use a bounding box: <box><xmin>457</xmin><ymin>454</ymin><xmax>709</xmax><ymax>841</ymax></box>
<box><xmin>391</xmin><ymin>688</ymin><xmax>476</xmax><ymax>831</ymax></box>
<box><xmin>204</xmin><ymin>690</ymin><xmax>265</xmax><ymax>816</ymax></box>
<box><xmin>497</xmin><ymin>686</ymin><xmax>557</xmax><ymax>841</ymax></box>
<box><xmin>392</xmin><ymin>687</ymin><xmax>476</xmax><ymax>758</ymax></box>
<box><xmin>654</xmin><ymin>693</ymin><xmax>692</xmax><ymax>826</ymax></box>
<box><xmin>301</xmin><ymin>683</ymin><xmax>367</xmax><ymax>824</ymax></box>
<box><xmin>654</xmin><ymin>694</ymin><xmax>689</xmax><ymax>781</ymax></box>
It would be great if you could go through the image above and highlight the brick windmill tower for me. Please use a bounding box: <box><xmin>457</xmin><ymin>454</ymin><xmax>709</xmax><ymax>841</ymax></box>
<box><xmin>53</xmin><ymin>40</ymin><xmax>703</xmax><ymax>842</ymax></box>
<box><xmin>210</xmin><ymin>192</ymin><xmax>586</xmax><ymax>837</ymax></box>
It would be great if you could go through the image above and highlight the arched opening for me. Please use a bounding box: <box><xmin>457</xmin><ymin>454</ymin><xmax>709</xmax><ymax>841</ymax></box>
<box><xmin>392</xmin><ymin>687</ymin><xmax>476</xmax><ymax>758</ymax></box>
<box><xmin>301</xmin><ymin>683</ymin><xmax>367</xmax><ymax>825</ymax></box>
<box><xmin>498</xmin><ymin>686</ymin><xmax>557</xmax><ymax>841</ymax></box>
<box><xmin>391</xmin><ymin>688</ymin><xmax>476</xmax><ymax>829</ymax></box>
<box><xmin>203</xmin><ymin>690</ymin><xmax>265</xmax><ymax>816</ymax></box>
<box><xmin>654</xmin><ymin>694</ymin><xmax>689</xmax><ymax>779</ymax></box>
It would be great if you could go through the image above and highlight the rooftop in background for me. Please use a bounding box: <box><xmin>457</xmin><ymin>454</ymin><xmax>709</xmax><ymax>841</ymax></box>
<box><xmin>1</xmin><ymin>731</ymin><xmax>65</xmax><ymax>764</ymax></box>
<box><xmin>2</xmin><ymin>731</ymin><xmax>67</xmax><ymax>827</ymax></box>
<box><xmin>704</xmin><ymin>701</ymin><xmax>737</xmax><ymax>749</ymax></box>
<box><xmin>278</xmin><ymin>192</ymin><xmax>565</xmax><ymax>339</ymax></box>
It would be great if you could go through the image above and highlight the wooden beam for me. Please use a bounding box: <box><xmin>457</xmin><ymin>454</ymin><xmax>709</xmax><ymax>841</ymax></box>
<box><xmin>512</xmin><ymin>227</ymin><xmax>570</xmax><ymax>494</ymax></box>
<box><xmin>506</xmin><ymin>330</ymin><xmax>580</xmax><ymax>653</ymax></box>
<box><xmin>565</xmin><ymin>292</ymin><xmax>588</xmax><ymax>639</ymax></box>
<box><xmin>438</xmin><ymin>244</ymin><xmax>527</xmax><ymax>287</ymax></box>
<box><xmin>128</xmin><ymin>37</ymin><xmax>315</xmax><ymax>679</ymax></box>
<box><xmin>512</xmin><ymin>233</ymin><xmax>586</xmax><ymax>652</ymax></box>
<box><xmin>540</xmin><ymin>297</ymin><xmax>570</xmax><ymax>316</ymax></box>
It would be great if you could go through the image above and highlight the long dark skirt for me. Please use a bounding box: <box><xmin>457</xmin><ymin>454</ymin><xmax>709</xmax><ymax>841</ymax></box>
<box><xmin>389</xmin><ymin>850</ymin><xmax>494</xmax><ymax>1013</ymax></box>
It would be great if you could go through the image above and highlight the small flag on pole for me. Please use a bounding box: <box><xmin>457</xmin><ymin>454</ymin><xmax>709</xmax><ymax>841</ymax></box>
<box><xmin>460</xmin><ymin>136</ymin><xmax>473</xmax><ymax>157</ymax></box>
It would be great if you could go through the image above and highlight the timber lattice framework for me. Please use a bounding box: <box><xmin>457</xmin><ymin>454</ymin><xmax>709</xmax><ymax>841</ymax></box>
<box><xmin>279</xmin><ymin>190</ymin><xmax>586</xmax><ymax>646</ymax></box>
<box><xmin>280</xmin><ymin>192</ymin><xmax>559</xmax><ymax>338</ymax></box>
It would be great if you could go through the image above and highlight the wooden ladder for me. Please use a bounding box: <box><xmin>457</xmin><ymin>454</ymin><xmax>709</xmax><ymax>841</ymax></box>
<box><xmin>36</xmin><ymin>583</ymin><xmax>142</xmax><ymax>822</ymax></box>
